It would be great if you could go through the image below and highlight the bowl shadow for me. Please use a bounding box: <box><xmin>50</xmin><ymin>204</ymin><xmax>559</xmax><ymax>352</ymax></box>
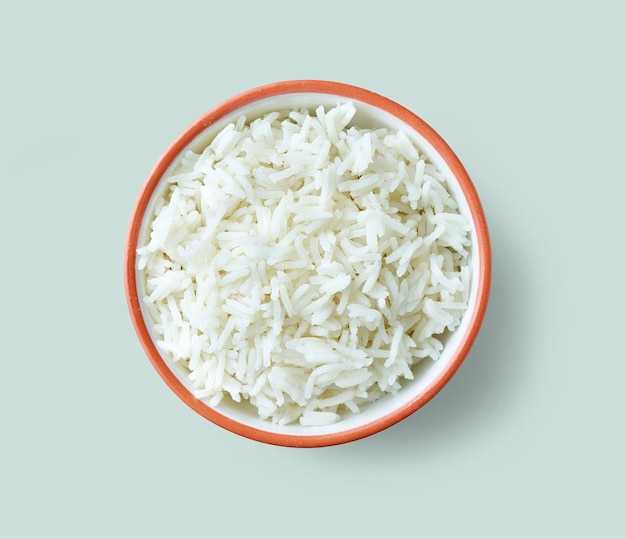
<box><xmin>312</xmin><ymin>218</ymin><xmax>525</xmax><ymax>457</ymax></box>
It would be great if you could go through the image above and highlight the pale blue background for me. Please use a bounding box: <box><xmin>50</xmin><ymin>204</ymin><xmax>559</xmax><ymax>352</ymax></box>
<box><xmin>2</xmin><ymin>1</ymin><xmax>624</xmax><ymax>537</ymax></box>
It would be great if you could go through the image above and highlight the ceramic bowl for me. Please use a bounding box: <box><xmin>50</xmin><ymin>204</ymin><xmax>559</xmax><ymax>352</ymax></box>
<box><xmin>124</xmin><ymin>80</ymin><xmax>491</xmax><ymax>447</ymax></box>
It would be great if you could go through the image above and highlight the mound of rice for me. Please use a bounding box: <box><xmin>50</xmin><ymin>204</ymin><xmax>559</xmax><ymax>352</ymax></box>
<box><xmin>137</xmin><ymin>101</ymin><xmax>471</xmax><ymax>426</ymax></box>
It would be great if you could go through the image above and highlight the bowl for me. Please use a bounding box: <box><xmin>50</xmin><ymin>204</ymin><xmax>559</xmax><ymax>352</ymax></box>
<box><xmin>124</xmin><ymin>80</ymin><xmax>491</xmax><ymax>447</ymax></box>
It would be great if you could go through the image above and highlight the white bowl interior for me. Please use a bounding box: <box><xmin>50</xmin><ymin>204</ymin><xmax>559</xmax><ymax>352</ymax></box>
<box><xmin>136</xmin><ymin>92</ymin><xmax>484</xmax><ymax>438</ymax></box>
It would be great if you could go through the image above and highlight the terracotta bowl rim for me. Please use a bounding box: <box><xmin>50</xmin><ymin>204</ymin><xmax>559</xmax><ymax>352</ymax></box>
<box><xmin>124</xmin><ymin>79</ymin><xmax>492</xmax><ymax>448</ymax></box>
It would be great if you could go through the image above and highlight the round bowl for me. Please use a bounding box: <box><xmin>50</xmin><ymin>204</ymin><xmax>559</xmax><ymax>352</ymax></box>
<box><xmin>124</xmin><ymin>80</ymin><xmax>491</xmax><ymax>447</ymax></box>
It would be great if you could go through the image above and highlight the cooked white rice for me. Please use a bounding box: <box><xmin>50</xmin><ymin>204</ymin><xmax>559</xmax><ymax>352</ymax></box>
<box><xmin>137</xmin><ymin>101</ymin><xmax>471</xmax><ymax>426</ymax></box>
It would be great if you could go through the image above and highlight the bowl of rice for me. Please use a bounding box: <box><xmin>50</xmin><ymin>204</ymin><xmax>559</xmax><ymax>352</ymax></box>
<box><xmin>124</xmin><ymin>80</ymin><xmax>491</xmax><ymax>447</ymax></box>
